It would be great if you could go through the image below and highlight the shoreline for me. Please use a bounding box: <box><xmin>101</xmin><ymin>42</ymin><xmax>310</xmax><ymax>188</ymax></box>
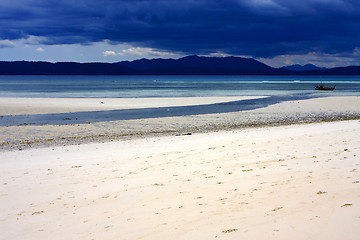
<box><xmin>1</xmin><ymin>95</ymin><xmax>360</xmax><ymax>151</ymax></box>
<box><xmin>2</xmin><ymin>115</ymin><xmax>360</xmax><ymax>152</ymax></box>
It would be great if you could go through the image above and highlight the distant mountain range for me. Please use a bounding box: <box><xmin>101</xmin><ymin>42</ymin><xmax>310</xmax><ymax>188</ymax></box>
<box><xmin>1</xmin><ymin>55</ymin><xmax>360</xmax><ymax>75</ymax></box>
<box><xmin>282</xmin><ymin>64</ymin><xmax>327</xmax><ymax>71</ymax></box>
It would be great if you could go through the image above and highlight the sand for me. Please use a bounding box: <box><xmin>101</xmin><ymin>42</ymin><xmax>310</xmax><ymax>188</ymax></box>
<box><xmin>0</xmin><ymin>120</ymin><xmax>360</xmax><ymax>240</ymax></box>
<box><xmin>0</xmin><ymin>95</ymin><xmax>360</xmax><ymax>239</ymax></box>
<box><xmin>0</xmin><ymin>96</ymin><xmax>263</xmax><ymax>115</ymax></box>
<box><xmin>1</xmin><ymin>96</ymin><xmax>360</xmax><ymax>151</ymax></box>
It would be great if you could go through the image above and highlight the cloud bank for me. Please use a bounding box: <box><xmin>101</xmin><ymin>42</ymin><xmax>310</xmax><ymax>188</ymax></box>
<box><xmin>0</xmin><ymin>39</ymin><xmax>15</xmax><ymax>48</ymax></box>
<box><xmin>103</xmin><ymin>50</ymin><xmax>117</xmax><ymax>57</ymax></box>
<box><xmin>0</xmin><ymin>0</ymin><xmax>360</xmax><ymax>58</ymax></box>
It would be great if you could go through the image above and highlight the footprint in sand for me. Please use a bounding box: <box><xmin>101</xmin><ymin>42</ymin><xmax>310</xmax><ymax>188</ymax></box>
<box><xmin>317</xmin><ymin>190</ymin><xmax>327</xmax><ymax>195</ymax></box>
<box><xmin>17</xmin><ymin>211</ymin><xmax>26</xmax><ymax>216</ymax></box>
<box><xmin>222</xmin><ymin>229</ymin><xmax>238</xmax><ymax>233</ymax></box>
<box><xmin>32</xmin><ymin>211</ymin><xmax>44</xmax><ymax>215</ymax></box>
<box><xmin>271</xmin><ymin>207</ymin><xmax>283</xmax><ymax>212</ymax></box>
<box><xmin>71</xmin><ymin>165</ymin><xmax>82</xmax><ymax>168</ymax></box>
<box><xmin>341</xmin><ymin>204</ymin><xmax>352</xmax><ymax>207</ymax></box>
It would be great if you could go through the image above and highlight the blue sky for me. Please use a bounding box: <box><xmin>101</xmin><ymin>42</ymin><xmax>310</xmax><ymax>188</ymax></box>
<box><xmin>1</xmin><ymin>0</ymin><xmax>360</xmax><ymax>67</ymax></box>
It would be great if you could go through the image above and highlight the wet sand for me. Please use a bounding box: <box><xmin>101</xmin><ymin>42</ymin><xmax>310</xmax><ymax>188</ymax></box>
<box><xmin>0</xmin><ymin>96</ymin><xmax>360</xmax><ymax>151</ymax></box>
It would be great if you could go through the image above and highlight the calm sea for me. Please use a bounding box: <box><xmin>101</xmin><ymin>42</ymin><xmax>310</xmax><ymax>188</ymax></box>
<box><xmin>0</xmin><ymin>75</ymin><xmax>359</xmax><ymax>98</ymax></box>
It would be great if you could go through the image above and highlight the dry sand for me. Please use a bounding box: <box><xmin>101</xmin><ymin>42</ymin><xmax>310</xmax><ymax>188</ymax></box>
<box><xmin>0</xmin><ymin>95</ymin><xmax>360</xmax><ymax>239</ymax></box>
<box><xmin>0</xmin><ymin>120</ymin><xmax>360</xmax><ymax>240</ymax></box>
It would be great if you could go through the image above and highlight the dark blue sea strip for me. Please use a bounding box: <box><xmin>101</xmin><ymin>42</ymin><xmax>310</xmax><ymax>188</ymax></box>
<box><xmin>0</xmin><ymin>94</ymin><xmax>317</xmax><ymax>127</ymax></box>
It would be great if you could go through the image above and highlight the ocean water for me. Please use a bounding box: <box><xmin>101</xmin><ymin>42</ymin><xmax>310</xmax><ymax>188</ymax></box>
<box><xmin>0</xmin><ymin>75</ymin><xmax>360</xmax><ymax>98</ymax></box>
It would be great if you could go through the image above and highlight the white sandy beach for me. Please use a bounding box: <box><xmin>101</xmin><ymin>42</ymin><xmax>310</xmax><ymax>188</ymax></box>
<box><xmin>1</xmin><ymin>120</ymin><xmax>360</xmax><ymax>240</ymax></box>
<box><xmin>0</xmin><ymin>96</ymin><xmax>360</xmax><ymax>240</ymax></box>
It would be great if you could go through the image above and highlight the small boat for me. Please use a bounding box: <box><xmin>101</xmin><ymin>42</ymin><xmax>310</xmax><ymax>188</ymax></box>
<box><xmin>315</xmin><ymin>84</ymin><xmax>336</xmax><ymax>91</ymax></box>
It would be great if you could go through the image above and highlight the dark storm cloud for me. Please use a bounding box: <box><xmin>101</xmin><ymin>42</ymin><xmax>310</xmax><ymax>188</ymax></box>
<box><xmin>1</xmin><ymin>0</ymin><xmax>360</xmax><ymax>57</ymax></box>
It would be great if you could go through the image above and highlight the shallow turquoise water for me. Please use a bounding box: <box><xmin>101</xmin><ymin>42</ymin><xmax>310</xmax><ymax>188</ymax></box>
<box><xmin>0</xmin><ymin>75</ymin><xmax>359</xmax><ymax>98</ymax></box>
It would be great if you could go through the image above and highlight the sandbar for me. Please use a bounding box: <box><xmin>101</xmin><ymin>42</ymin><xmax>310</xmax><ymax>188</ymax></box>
<box><xmin>0</xmin><ymin>95</ymin><xmax>359</xmax><ymax>150</ymax></box>
<box><xmin>0</xmin><ymin>96</ymin><xmax>264</xmax><ymax>115</ymax></box>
